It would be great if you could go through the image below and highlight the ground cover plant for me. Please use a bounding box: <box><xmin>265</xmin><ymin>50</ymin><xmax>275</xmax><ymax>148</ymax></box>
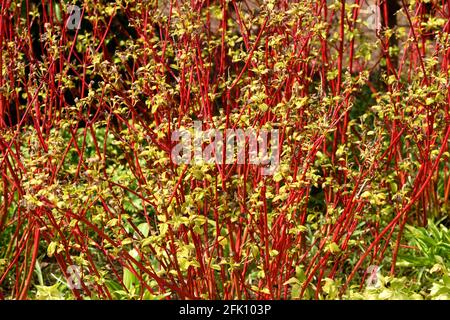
<box><xmin>0</xmin><ymin>0</ymin><xmax>449</xmax><ymax>300</ymax></box>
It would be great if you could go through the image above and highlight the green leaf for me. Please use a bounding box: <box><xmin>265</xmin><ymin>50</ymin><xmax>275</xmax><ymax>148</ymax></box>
<box><xmin>123</xmin><ymin>267</ymin><xmax>138</xmax><ymax>291</ymax></box>
<box><xmin>327</xmin><ymin>242</ymin><xmax>341</xmax><ymax>254</ymax></box>
<box><xmin>137</xmin><ymin>223</ymin><xmax>150</xmax><ymax>238</ymax></box>
<box><xmin>273</xmin><ymin>172</ymin><xmax>283</xmax><ymax>182</ymax></box>
<box><xmin>283</xmin><ymin>277</ymin><xmax>300</xmax><ymax>286</ymax></box>
<box><xmin>269</xmin><ymin>250</ymin><xmax>279</xmax><ymax>257</ymax></box>
<box><xmin>259</xmin><ymin>103</ymin><xmax>269</xmax><ymax>112</ymax></box>
<box><xmin>47</xmin><ymin>242</ymin><xmax>58</xmax><ymax>257</ymax></box>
